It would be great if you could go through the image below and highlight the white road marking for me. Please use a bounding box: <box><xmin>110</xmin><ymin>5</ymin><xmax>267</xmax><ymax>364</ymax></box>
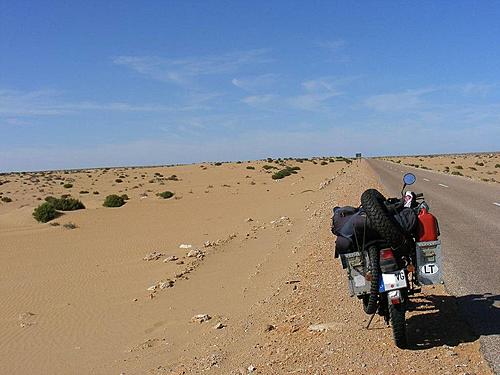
<box><xmin>423</xmin><ymin>178</ymin><xmax>430</xmax><ymax>182</ymax></box>
<box><xmin>438</xmin><ymin>183</ymin><xmax>449</xmax><ymax>188</ymax></box>
<box><xmin>494</xmin><ymin>202</ymin><xmax>500</xmax><ymax>207</ymax></box>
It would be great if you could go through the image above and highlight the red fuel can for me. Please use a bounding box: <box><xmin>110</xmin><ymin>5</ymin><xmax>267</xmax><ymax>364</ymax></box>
<box><xmin>417</xmin><ymin>208</ymin><xmax>439</xmax><ymax>241</ymax></box>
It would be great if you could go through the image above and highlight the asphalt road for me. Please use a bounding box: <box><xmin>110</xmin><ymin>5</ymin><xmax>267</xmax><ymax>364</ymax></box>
<box><xmin>366</xmin><ymin>158</ymin><xmax>500</xmax><ymax>374</ymax></box>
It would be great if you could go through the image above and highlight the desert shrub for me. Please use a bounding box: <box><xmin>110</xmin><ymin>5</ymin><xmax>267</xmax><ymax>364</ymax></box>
<box><xmin>214</xmin><ymin>162</ymin><xmax>222</xmax><ymax>166</ymax></box>
<box><xmin>272</xmin><ymin>170</ymin><xmax>289</xmax><ymax>180</ymax></box>
<box><xmin>115</xmin><ymin>178</ymin><xmax>123</xmax><ymax>183</ymax></box>
<box><xmin>63</xmin><ymin>183</ymin><xmax>73</xmax><ymax>188</ymax></box>
<box><xmin>320</xmin><ymin>161</ymin><xmax>328</xmax><ymax>165</ymax></box>
<box><xmin>46</xmin><ymin>196</ymin><xmax>85</xmax><ymax>211</ymax></box>
<box><xmin>120</xmin><ymin>194</ymin><xmax>129</xmax><ymax>200</ymax></box>
<box><xmin>468</xmin><ymin>167</ymin><xmax>477</xmax><ymax>170</ymax></box>
<box><xmin>263</xmin><ymin>165</ymin><xmax>277</xmax><ymax>170</ymax></box>
<box><xmin>271</xmin><ymin>166</ymin><xmax>299</xmax><ymax>180</ymax></box>
<box><xmin>455</xmin><ymin>165</ymin><xmax>463</xmax><ymax>169</ymax></box>
<box><xmin>1</xmin><ymin>196</ymin><xmax>12</xmax><ymax>203</ymax></box>
<box><xmin>103</xmin><ymin>194</ymin><xmax>125</xmax><ymax>207</ymax></box>
<box><xmin>246</xmin><ymin>166</ymin><xmax>255</xmax><ymax>170</ymax></box>
<box><xmin>33</xmin><ymin>202</ymin><xmax>58</xmax><ymax>223</ymax></box>
<box><xmin>166</xmin><ymin>175</ymin><xmax>179</xmax><ymax>181</ymax></box>
<box><xmin>63</xmin><ymin>222</ymin><xmax>77</xmax><ymax>229</ymax></box>
<box><xmin>451</xmin><ymin>161</ymin><xmax>455</xmax><ymax>164</ymax></box>
<box><xmin>93</xmin><ymin>191</ymin><xmax>99</xmax><ymax>194</ymax></box>
<box><xmin>451</xmin><ymin>171</ymin><xmax>463</xmax><ymax>176</ymax></box>
<box><xmin>79</xmin><ymin>190</ymin><xmax>89</xmax><ymax>194</ymax></box>
<box><xmin>475</xmin><ymin>161</ymin><xmax>484</xmax><ymax>166</ymax></box>
<box><xmin>158</xmin><ymin>191</ymin><xmax>174</xmax><ymax>199</ymax></box>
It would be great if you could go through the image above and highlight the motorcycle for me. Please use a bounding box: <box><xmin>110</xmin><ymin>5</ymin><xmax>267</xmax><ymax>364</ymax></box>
<box><xmin>332</xmin><ymin>173</ymin><xmax>442</xmax><ymax>349</ymax></box>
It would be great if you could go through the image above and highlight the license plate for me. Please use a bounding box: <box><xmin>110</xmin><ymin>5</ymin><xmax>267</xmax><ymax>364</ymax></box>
<box><xmin>379</xmin><ymin>269</ymin><xmax>407</xmax><ymax>292</ymax></box>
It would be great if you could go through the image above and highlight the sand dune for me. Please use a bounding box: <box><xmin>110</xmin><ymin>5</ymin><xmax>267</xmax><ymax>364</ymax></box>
<box><xmin>0</xmin><ymin>158</ymin><xmax>491</xmax><ymax>374</ymax></box>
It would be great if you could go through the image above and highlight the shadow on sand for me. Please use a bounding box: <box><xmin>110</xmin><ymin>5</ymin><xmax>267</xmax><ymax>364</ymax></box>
<box><xmin>405</xmin><ymin>293</ymin><xmax>499</xmax><ymax>350</ymax></box>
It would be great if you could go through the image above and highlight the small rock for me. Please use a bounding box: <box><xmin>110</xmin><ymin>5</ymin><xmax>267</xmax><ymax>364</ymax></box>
<box><xmin>191</xmin><ymin>314</ymin><xmax>211</xmax><ymax>323</ymax></box>
<box><xmin>245</xmin><ymin>218</ymin><xmax>253</xmax><ymax>222</ymax></box>
<box><xmin>187</xmin><ymin>249</ymin><xmax>204</xmax><ymax>258</ymax></box>
<box><xmin>143</xmin><ymin>251</ymin><xmax>163</xmax><ymax>261</ymax></box>
<box><xmin>147</xmin><ymin>284</ymin><xmax>157</xmax><ymax>291</ymax></box>
<box><xmin>247</xmin><ymin>365</ymin><xmax>256</xmax><ymax>373</ymax></box>
<box><xmin>214</xmin><ymin>322</ymin><xmax>225</xmax><ymax>329</ymax></box>
<box><xmin>159</xmin><ymin>280</ymin><xmax>174</xmax><ymax>289</ymax></box>
<box><xmin>163</xmin><ymin>255</ymin><xmax>178</xmax><ymax>262</ymax></box>
<box><xmin>179</xmin><ymin>244</ymin><xmax>192</xmax><ymax>249</ymax></box>
<box><xmin>264</xmin><ymin>324</ymin><xmax>276</xmax><ymax>332</ymax></box>
<box><xmin>308</xmin><ymin>322</ymin><xmax>342</xmax><ymax>332</ymax></box>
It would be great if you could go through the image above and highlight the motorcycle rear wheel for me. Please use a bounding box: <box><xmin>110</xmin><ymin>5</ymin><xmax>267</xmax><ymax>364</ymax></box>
<box><xmin>362</xmin><ymin>246</ymin><xmax>380</xmax><ymax>314</ymax></box>
<box><xmin>388</xmin><ymin>297</ymin><xmax>407</xmax><ymax>349</ymax></box>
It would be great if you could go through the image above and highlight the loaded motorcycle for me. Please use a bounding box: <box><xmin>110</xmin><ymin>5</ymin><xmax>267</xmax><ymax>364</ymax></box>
<box><xmin>331</xmin><ymin>173</ymin><xmax>442</xmax><ymax>349</ymax></box>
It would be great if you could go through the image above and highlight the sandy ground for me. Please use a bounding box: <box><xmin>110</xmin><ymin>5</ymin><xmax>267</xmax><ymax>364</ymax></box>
<box><xmin>0</xmin><ymin>158</ymin><xmax>493</xmax><ymax>374</ymax></box>
<box><xmin>380</xmin><ymin>153</ymin><xmax>500</xmax><ymax>184</ymax></box>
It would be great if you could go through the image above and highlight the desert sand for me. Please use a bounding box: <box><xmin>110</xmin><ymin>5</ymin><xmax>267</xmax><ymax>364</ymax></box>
<box><xmin>0</xmin><ymin>158</ymin><xmax>492</xmax><ymax>374</ymax></box>
<box><xmin>381</xmin><ymin>152</ymin><xmax>500</xmax><ymax>184</ymax></box>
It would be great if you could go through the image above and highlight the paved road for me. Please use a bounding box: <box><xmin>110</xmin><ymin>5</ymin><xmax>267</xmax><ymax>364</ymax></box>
<box><xmin>367</xmin><ymin>158</ymin><xmax>500</xmax><ymax>374</ymax></box>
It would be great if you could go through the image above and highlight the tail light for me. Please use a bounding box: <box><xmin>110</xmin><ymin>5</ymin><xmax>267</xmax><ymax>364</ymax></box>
<box><xmin>388</xmin><ymin>290</ymin><xmax>401</xmax><ymax>304</ymax></box>
<box><xmin>380</xmin><ymin>248</ymin><xmax>398</xmax><ymax>273</ymax></box>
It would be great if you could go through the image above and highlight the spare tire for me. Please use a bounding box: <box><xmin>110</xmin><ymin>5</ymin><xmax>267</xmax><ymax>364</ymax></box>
<box><xmin>361</xmin><ymin>189</ymin><xmax>408</xmax><ymax>254</ymax></box>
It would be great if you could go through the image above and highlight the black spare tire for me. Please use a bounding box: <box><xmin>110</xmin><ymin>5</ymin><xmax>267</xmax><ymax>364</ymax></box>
<box><xmin>361</xmin><ymin>189</ymin><xmax>408</xmax><ymax>254</ymax></box>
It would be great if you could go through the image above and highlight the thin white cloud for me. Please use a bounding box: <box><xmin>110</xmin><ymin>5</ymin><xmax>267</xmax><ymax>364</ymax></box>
<box><xmin>231</xmin><ymin>73</ymin><xmax>277</xmax><ymax>91</ymax></box>
<box><xmin>113</xmin><ymin>49</ymin><xmax>271</xmax><ymax>85</ymax></box>
<box><xmin>241</xmin><ymin>77</ymin><xmax>342</xmax><ymax>112</ymax></box>
<box><xmin>364</xmin><ymin>88</ymin><xmax>437</xmax><ymax>112</ymax></box>
<box><xmin>0</xmin><ymin>89</ymin><xmax>201</xmax><ymax>117</ymax></box>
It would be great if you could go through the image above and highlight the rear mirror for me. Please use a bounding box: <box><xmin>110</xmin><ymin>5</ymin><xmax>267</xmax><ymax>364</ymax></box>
<box><xmin>403</xmin><ymin>173</ymin><xmax>416</xmax><ymax>185</ymax></box>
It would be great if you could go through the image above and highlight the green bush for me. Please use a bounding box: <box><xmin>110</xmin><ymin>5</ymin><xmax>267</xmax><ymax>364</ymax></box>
<box><xmin>45</xmin><ymin>196</ymin><xmax>85</xmax><ymax>211</ymax></box>
<box><xmin>246</xmin><ymin>166</ymin><xmax>255</xmax><ymax>170</ymax></box>
<box><xmin>63</xmin><ymin>183</ymin><xmax>73</xmax><ymax>189</ymax></box>
<box><xmin>475</xmin><ymin>161</ymin><xmax>484</xmax><ymax>166</ymax></box>
<box><xmin>1</xmin><ymin>196</ymin><xmax>12</xmax><ymax>203</ymax></box>
<box><xmin>33</xmin><ymin>202</ymin><xmax>58</xmax><ymax>223</ymax></box>
<box><xmin>262</xmin><ymin>165</ymin><xmax>277</xmax><ymax>170</ymax></box>
<box><xmin>158</xmin><ymin>191</ymin><xmax>174</xmax><ymax>199</ymax></box>
<box><xmin>120</xmin><ymin>194</ymin><xmax>129</xmax><ymax>200</ymax></box>
<box><xmin>103</xmin><ymin>194</ymin><xmax>126</xmax><ymax>207</ymax></box>
<box><xmin>495</xmin><ymin>164</ymin><xmax>500</xmax><ymax>168</ymax></box>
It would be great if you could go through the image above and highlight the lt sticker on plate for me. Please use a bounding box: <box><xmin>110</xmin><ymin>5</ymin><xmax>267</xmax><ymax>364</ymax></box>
<box><xmin>421</xmin><ymin>264</ymin><xmax>439</xmax><ymax>275</ymax></box>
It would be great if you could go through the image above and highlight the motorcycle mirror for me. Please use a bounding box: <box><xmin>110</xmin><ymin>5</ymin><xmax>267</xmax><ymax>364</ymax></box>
<box><xmin>403</xmin><ymin>173</ymin><xmax>416</xmax><ymax>185</ymax></box>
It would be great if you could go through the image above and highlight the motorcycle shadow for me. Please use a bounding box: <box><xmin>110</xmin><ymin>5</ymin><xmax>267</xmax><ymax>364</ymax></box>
<box><xmin>405</xmin><ymin>293</ymin><xmax>499</xmax><ymax>350</ymax></box>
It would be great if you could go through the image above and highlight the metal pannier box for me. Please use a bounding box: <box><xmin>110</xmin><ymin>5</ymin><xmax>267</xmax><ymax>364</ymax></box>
<box><xmin>416</xmin><ymin>240</ymin><xmax>443</xmax><ymax>285</ymax></box>
<box><xmin>342</xmin><ymin>251</ymin><xmax>371</xmax><ymax>296</ymax></box>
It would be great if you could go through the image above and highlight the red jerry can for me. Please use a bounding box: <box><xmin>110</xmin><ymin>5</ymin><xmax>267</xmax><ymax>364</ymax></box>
<box><xmin>417</xmin><ymin>208</ymin><xmax>439</xmax><ymax>242</ymax></box>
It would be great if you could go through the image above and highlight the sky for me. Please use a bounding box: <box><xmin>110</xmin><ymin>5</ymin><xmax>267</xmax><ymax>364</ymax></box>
<box><xmin>1</xmin><ymin>1</ymin><xmax>500</xmax><ymax>172</ymax></box>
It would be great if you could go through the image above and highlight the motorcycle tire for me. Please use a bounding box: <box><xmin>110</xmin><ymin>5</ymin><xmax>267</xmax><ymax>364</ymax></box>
<box><xmin>360</xmin><ymin>189</ymin><xmax>407</xmax><ymax>254</ymax></box>
<box><xmin>362</xmin><ymin>246</ymin><xmax>379</xmax><ymax>315</ymax></box>
<box><xmin>388</xmin><ymin>297</ymin><xmax>407</xmax><ymax>349</ymax></box>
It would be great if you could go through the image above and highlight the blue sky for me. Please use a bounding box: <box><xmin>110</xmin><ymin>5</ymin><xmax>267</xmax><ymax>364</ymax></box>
<box><xmin>1</xmin><ymin>1</ymin><xmax>499</xmax><ymax>171</ymax></box>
